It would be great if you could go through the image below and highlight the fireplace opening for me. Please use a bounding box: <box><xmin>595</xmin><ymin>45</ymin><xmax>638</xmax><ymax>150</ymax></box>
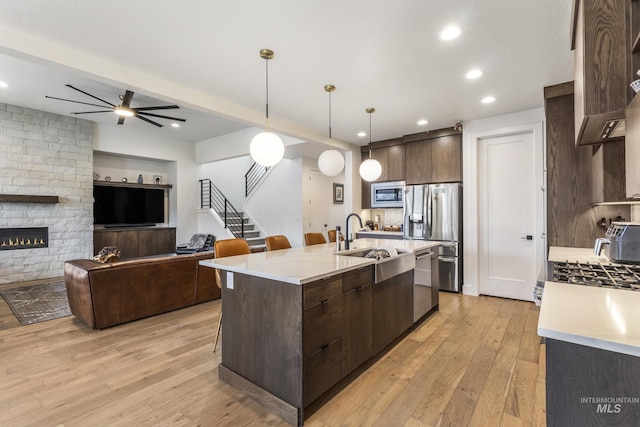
<box><xmin>0</xmin><ymin>227</ymin><xmax>48</xmax><ymax>250</ymax></box>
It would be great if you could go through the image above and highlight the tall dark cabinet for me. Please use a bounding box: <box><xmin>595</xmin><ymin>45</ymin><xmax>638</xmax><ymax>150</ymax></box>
<box><xmin>544</xmin><ymin>81</ymin><xmax>629</xmax><ymax>248</ymax></box>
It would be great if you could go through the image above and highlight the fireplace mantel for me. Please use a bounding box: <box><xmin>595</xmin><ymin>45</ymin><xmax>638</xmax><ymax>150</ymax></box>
<box><xmin>0</xmin><ymin>194</ymin><xmax>59</xmax><ymax>203</ymax></box>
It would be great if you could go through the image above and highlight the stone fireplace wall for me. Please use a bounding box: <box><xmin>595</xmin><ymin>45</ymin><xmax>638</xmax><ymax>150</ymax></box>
<box><xmin>0</xmin><ymin>102</ymin><xmax>93</xmax><ymax>284</ymax></box>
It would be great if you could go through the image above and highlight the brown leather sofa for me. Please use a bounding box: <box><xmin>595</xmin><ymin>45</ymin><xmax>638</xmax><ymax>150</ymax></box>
<box><xmin>64</xmin><ymin>252</ymin><xmax>218</xmax><ymax>329</ymax></box>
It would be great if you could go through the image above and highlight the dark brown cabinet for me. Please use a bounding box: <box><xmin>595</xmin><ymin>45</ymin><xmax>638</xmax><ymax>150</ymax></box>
<box><xmin>372</xmin><ymin>269</ymin><xmax>414</xmax><ymax>354</ymax></box>
<box><xmin>360</xmin><ymin>141</ymin><xmax>405</xmax><ymax>209</ymax></box>
<box><xmin>625</xmin><ymin>93</ymin><xmax>640</xmax><ymax>198</ymax></box>
<box><xmin>590</xmin><ymin>141</ymin><xmax>626</xmax><ymax>203</ymax></box>
<box><xmin>360</xmin><ymin>128</ymin><xmax>462</xmax><ymax>206</ymax></box>
<box><xmin>93</xmin><ymin>227</ymin><xmax>176</xmax><ymax>258</ymax></box>
<box><xmin>405</xmin><ymin>133</ymin><xmax>462</xmax><ymax>184</ymax></box>
<box><xmin>302</xmin><ymin>275</ymin><xmax>343</xmax><ymax>407</ymax></box>
<box><xmin>572</xmin><ymin>0</ymin><xmax>629</xmax><ymax>146</ymax></box>
<box><xmin>341</xmin><ymin>266</ymin><xmax>373</xmax><ymax>376</ymax></box>
<box><xmin>360</xmin><ymin>140</ymin><xmax>406</xmax><ymax>183</ymax></box>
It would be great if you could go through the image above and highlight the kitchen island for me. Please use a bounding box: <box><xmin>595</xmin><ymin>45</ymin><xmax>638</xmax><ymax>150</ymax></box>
<box><xmin>539</xmin><ymin>246</ymin><xmax>640</xmax><ymax>426</ymax></box>
<box><xmin>200</xmin><ymin>238</ymin><xmax>439</xmax><ymax>426</ymax></box>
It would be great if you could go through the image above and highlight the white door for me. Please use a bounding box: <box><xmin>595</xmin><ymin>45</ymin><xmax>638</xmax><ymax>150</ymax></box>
<box><xmin>306</xmin><ymin>170</ymin><xmax>328</xmax><ymax>237</ymax></box>
<box><xmin>478</xmin><ymin>132</ymin><xmax>537</xmax><ymax>300</ymax></box>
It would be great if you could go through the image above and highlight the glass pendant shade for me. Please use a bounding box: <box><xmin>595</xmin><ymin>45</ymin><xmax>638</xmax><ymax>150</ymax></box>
<box><xmin>359</xmin><ymin>158</ymin><xmax>382</xmax><ymax>181</ymax></box>
<box><xmin>318</xmin><ymin>148</ymin><xmax>345</xmax><ymax>176</ymax></box>
<box><xmin>250</xmin><ymin>131</ymin><xmax>285</xmax><ymax>167</ymax></box>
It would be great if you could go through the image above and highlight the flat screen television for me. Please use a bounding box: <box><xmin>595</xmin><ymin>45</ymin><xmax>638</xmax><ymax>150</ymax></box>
<box><xmin>93</xmin><ymin>186</ymin><xmax>165</xmax><ymax>226</ymax></box>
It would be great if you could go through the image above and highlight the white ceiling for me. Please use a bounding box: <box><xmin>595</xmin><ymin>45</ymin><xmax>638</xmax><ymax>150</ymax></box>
<box><xmin>0</xmin><ymin>0</ymin><xmax>574</xmax><ymax>155</ymax></box>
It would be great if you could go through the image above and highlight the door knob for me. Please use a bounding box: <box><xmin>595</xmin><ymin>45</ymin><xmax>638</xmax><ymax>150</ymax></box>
<box><xmin>521</xmin><ymin>235</ymin><xmax>533</xmax><ymax>240</ymax></box>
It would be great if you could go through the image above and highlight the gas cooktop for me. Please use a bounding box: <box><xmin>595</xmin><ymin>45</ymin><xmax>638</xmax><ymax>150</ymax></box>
<box><xmin>552</xmin><ymin>261</ymin><xmax>640</xmax><ymax>291</ymax></box>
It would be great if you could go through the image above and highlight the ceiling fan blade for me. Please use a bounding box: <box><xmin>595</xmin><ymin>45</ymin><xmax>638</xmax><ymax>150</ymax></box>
<box><xmin>121</xmin><ymin>90</ymin><xmax>134</xmax><ymax>108</ymax></box>
<box><xmin>71</xmin><ymin>110</ymin><xmax>113</xmax><ymax>114</ymax></box>
<box><xmin>134</xmin><ymin>105</ymin><xmax>180</xmax><ymax>111</ymax></box>
<box><xmin>137</xmin><ymin>111</ymin><xmax>187</xmax><ymax>122</ymax></box>
<box><xmin>135</xmin><ymin>115</ymin><xmax>163</xmax><ymax>128</ymax></box>
<box><xmin>46</xmin><ymin>96</ymin><xmax>115</xmax><ymax>110</ymax></box>
<box><xmin>65</xmin><ymin>84</ymin><xmax>116</xmax><ymax>107</ymax></box>
<box><xmin>117</xmin><ymin>116</ymin><xmax>126</xmax><ymax>125</ymax></box>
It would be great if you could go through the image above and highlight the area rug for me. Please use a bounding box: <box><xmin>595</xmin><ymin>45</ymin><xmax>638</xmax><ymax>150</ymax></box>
<box><xmin>0</xmin><ymin>282</ymin><xmax>71</xmax><ymax>325</ymax></box>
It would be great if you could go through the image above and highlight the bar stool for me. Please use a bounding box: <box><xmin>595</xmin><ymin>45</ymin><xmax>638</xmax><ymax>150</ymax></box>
<box><xmin>213</xmin><ymin>238</ymin><xmax>251</xmax><ymax>353</ymax></box>
<box><xmin>327</xmin><ymin>229</ymin><xmax>345</xmax><ymax>243</ymax></box>
<box><xmin>304</xmin><ymin>232</ymin><xmax>327</xmax><ymax>246</ymax></box>
<box><xmin>265</xmin><ymin>235</ymin><xmax>292</xmax><ymax>251</ymax></box>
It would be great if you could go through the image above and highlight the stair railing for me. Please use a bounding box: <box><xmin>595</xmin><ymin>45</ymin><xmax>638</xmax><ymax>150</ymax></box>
<box><xmin>200</xmin><ymin>178</ymin><xmax>245</xmax><ymax>237</ymax></box>
<box><xmin>245</xmin><ymin>162</ymin><xmax>269</xmax><ymax>197</ymax></box>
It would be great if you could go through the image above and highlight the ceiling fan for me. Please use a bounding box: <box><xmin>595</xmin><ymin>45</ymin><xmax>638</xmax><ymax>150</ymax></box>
<box><xmin>46</xmin><ymin>84</ymin><xmax>186</xmax><ymax>128</ymax></box>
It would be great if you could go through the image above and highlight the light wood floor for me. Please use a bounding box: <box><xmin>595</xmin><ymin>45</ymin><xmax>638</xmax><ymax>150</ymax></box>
<box><xmin>0</xmin><ymin>288</ymin><xmax>545</xmax><ymax>426</ymax></box>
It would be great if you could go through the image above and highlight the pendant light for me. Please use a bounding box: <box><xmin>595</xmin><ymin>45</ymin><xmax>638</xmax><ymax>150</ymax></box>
<box><xmin>317</xmin><ymin>84</ymin><xmax>345</xmax><ymax>176</ymax></box>
<box><xmin>359</xmin><ymin>108</ymin><xmax>382</xmax><ymax>181</ymax></box>
<box><xmin>250</xmin><ymin>49</ymin><xmax>285</xmax><ymax>167</ymax></box>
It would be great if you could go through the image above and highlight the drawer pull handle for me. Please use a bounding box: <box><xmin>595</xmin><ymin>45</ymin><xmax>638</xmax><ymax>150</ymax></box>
<box><xmin>356</xmin><ymin>286</ymin><xmax>364</xmax><ymax>291</ymax></box>
<box><xmin>321</xmin><ymin>299</ymin><xmax>330</xmax><ymax>304</ymax></box>
<box><xmin>320</xmin><ymin>343</ymin><xmax>330</xmax><ymax>351</ymax></box>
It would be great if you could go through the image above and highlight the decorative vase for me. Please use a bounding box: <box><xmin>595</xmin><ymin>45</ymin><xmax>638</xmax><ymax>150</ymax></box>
<box><xmin>137</xmin><ymin>174</ymin><xmax>143</xmax><ymax>184</ymax></box>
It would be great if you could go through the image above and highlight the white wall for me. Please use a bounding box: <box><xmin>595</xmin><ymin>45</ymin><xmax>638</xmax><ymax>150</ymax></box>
<box><xmin>200</xmin><ymin>155</ymin><xmax>253</xmax><ymax>208</ymax></box>
<box><xmin>93</xmin><ymin>124</ymin><xmax>198</xmax><ymax>244</ymax></box>
<box><xmin>462</xmin><ymin>108</ymin><xmax>546</xmax><ymax>297</ymax></box>
<box><xmin>244</xmin><ymin>158</ymin><xmax>305</xmax><ymax>247</ymax></box>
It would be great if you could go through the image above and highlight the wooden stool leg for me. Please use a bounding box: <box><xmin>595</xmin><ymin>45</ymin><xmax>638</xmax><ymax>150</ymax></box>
<box><xmin>213</xmin><ymin>311</ymin><xmax>222</xmax><ymax>353</ymax></box>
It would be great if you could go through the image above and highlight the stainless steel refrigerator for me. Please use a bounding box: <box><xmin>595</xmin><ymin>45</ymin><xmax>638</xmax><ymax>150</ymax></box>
<box><xmin>403</xmin><ymin>183</ymin><xmax>462</xmax><ymax>292</ymax></box>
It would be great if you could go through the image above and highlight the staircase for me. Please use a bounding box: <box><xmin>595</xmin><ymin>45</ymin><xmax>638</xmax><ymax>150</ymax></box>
<box><xmin>222</xmin><ymin>212</ymin><xmax>265</xmax><ymax>251</ymax></box>
<box><xmin>199</xmin><ymin>178</ymin><xmax>266</xmax><ymax>252</ymax></box>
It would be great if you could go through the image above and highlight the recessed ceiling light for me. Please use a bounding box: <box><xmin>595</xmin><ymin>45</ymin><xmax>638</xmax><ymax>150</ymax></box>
<box><xmin>171</xmin><ymin>123</ymin><xmax>180</xmax><ymax>128</ymax></box>
<box><xmin>466</xmin><ymin>69</ymin><xmax>483</xmax><ymax>79</ymax></box>
<box><xmin>417</xmin><ymin>119</ymin><xmax>429</xmax><ymax>126</ymax></box>
<box><xmin>0</xmin><ymin>81</ymin><xmax>8</xmax><ymax>88</ymax></box>
<box><xmin>481</xmin><ymin>96</ymin><xmax>496</xmax><ymax>104</ymax></box>
<box><xmin>357</xmin><ymin>131</ymin><xmax>367</xmax><ymax>138</ymax></box>
<box><xmin>440</xmin><ymin>25</ymin><xmax>462</xmax><ymax>40</ymax></box>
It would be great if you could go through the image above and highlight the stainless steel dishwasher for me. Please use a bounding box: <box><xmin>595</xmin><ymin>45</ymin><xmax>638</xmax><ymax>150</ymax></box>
<box><xmin>413</xmin><ymin>248</ymin><xmax>439</xmax><ymax>322</ymax></box>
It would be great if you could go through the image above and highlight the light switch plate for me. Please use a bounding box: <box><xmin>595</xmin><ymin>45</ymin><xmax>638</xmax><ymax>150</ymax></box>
<box><xmin>226</xmin><ymin>271</ymin><xmax>234</xmax><ymax>289</ymax></box>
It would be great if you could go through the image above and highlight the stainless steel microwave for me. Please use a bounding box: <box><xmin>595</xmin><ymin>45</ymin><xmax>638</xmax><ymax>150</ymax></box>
<box><xmin>371</xmin><ymin>181</ymin><xmax>405</xmax><ymax>208</ymax></box>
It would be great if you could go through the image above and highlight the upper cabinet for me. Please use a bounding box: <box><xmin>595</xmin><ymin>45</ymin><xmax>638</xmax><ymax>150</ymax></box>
<box><xmin>359</xmin><ymin>127</ymin><xmax>462</xmax><ymax>207</ymax></box>
<box><xmin>572</xmin><ymin>0</ymin><xmax>629</xmax><ymax>146</ymax></box>
<box><xmin>360</xmin><ymin>139</ymin><xmax>406</xmax><ymax>183</ymax></box>
<box><xmin>625</xmin><ymin>92</ymin><xmax>640</xmax><ymax>199</ymax></box>
<box><xmin>404</xmin><ymin>129</ymin><xmax>462</xmax><ymax>185</ymax></box>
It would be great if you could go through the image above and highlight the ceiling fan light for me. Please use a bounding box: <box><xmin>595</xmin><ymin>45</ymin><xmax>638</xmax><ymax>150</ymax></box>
<box><xmin>359</xmin><ymin>158</ymin><xmax>382</xmax><ymax>182</ymax></box>
<box><xmin>318</xmin><ymin>149</ymin><xmax>345</xmax><ymax>176</ymax></box>
<box><xmin>114</xmin><ymin>106</ymin><xmax>134</xmax><ymax>117</ymax></box>
<box><xmin>250</xmin><ymin>131</ymin><xmax>284</xmax><ymax>167</ymax></box>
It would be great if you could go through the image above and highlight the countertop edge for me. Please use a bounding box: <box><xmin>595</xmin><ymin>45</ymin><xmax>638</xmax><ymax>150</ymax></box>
<box><xmin>537</xmin><ymin>281</ymin><xmax>640</xmax><ymax>358</ymax></box>
<box><xmin>199</xmin><ymin>258</ymin><xmax>375</xmax><ymax>285</ymax></box>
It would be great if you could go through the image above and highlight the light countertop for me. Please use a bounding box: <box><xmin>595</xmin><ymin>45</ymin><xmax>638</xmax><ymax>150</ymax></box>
<box><xmin>199</xmin><ymin>238</ymin><xmax>439</xmax><ymax>285</ymax></box>
<box><xmin>548</xmin><ymin>246</ymin><xmax>610</xmax><ymax>264</ymax></box>
<box><xmin>537</xmin><ymin>281</ymin><xmax>640</xmax><ymax>357</ymax></box>
<box><xmin>542</xmin><ymin>247</ymin><xmax>640</xmax><ymax>357</ymax></box>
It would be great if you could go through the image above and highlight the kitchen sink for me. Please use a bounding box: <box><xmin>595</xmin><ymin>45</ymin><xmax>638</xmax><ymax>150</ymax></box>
<box><xmin>339</xmin><ymin>247</ymin><xmax>415</xmax><ymax>283</ymax></box>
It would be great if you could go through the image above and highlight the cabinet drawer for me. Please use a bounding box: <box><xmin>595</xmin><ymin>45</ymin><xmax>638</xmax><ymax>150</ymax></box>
<box><xmin>304</xmin><ymin>275</ymin><xmax>342</xmax><ymax>308</ymax></box>
<box><xmin>342</xmin><ymin>266</ymin><xmax>373</xmax><ymax>293</ymax></box>
<box><xmin>303</xmin><ymin>338</ymin><xmax>343</xmax><ymax>407</ymax></box>
<box><xmin>303</xmin><ymin>295</ymin><xmax>342</xmax><ymax>357</ymax></box>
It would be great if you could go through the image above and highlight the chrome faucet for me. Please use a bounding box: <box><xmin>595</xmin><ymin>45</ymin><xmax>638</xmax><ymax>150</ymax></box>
<box><xmin>345</xmin><ymin>213</ymin><xmax>363</xmax><ymax>250</ymax></box>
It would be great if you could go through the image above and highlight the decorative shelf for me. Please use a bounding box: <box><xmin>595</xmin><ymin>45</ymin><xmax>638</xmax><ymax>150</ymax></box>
<box><xmin>0</xmin><ymin>194</ymin><xmax>59</xmax><ymax>204</ymax></box>
<box><xmin>93</xmin><ymin>181</ymin><xmax>172</xmax><ymax>190</ymax></box>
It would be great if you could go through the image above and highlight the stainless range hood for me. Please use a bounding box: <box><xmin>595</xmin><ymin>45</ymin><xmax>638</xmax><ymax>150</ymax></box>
<box><xmin>576</xmin><ymin>113</ymin><xmax>625</xmax><ymax>146</ymax></box>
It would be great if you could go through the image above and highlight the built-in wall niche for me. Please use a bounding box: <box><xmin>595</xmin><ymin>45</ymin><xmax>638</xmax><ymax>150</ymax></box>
<box><xmin>93</xmin><ymin>151</ymin><xmax>173</xmax><ymax>226</ymax></box>
<box><xmin>93</xmin><ymin>151</ymin><xmax>170</xmax><ymax>186</ymax></box>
